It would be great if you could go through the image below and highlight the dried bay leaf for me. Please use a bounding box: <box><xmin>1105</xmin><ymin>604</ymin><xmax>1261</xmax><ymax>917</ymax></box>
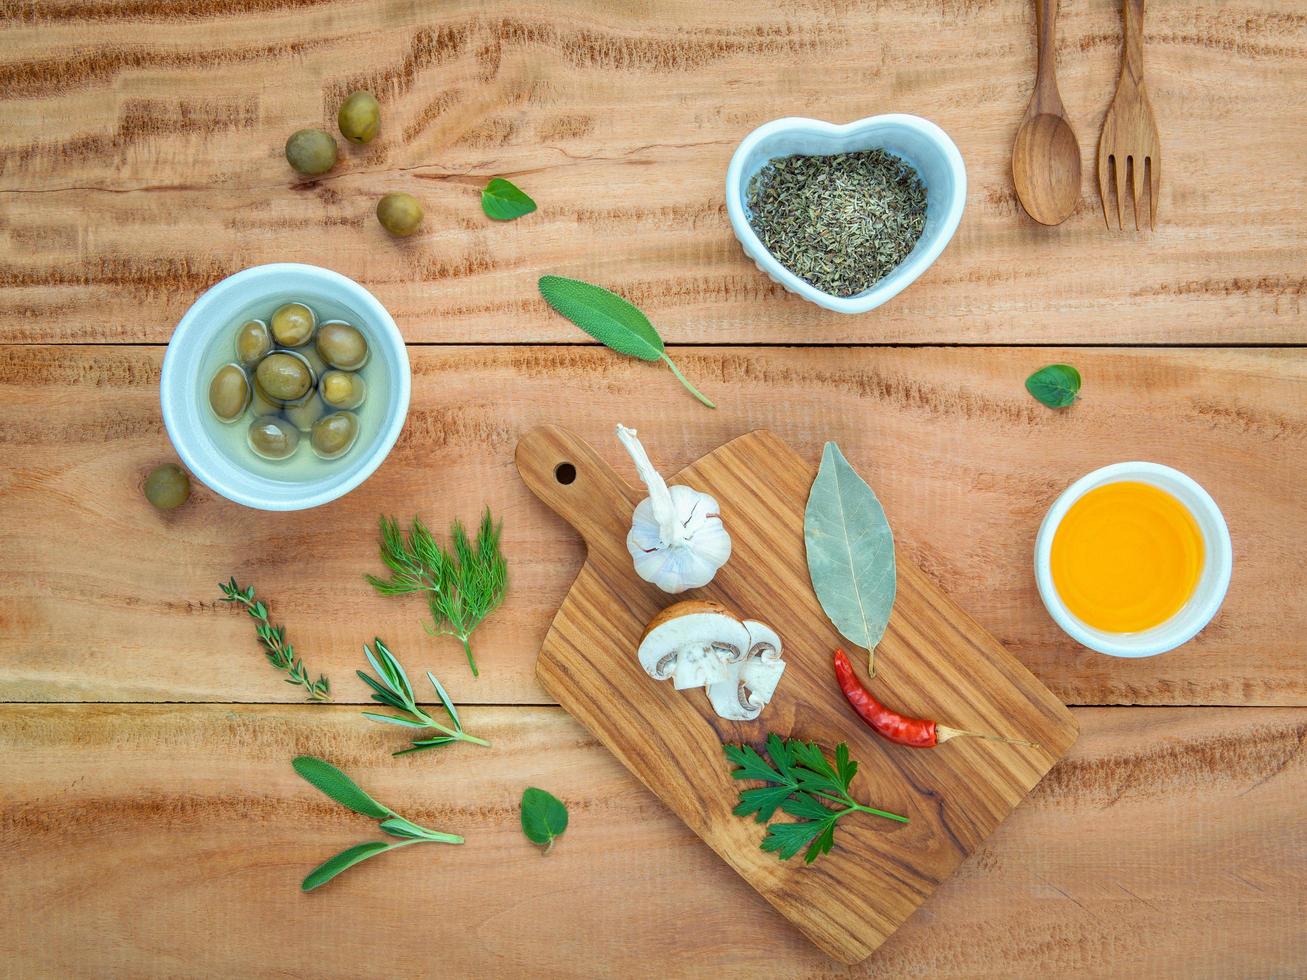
<box><xmin>804</xmin><ymin>442</ymin><xmax>896</xmax><ymax>672</ymax></box>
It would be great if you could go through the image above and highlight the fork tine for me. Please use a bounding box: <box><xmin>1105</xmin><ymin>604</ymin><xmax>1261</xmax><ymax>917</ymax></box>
<box><xmin>1147</xmin><ymin>156</ymin><xmax>1159</xmax><ymax>230</ymax></box>
<box><xmin>1113</xmin><ymin>154</ymin><xmax>1126</xmax><ymax>231</ymax></box>
<box><xmin>1131</xmin><ymin>156</ymin><xmax>1145</xmax><ymax>232</ymax></box>
<box><xmin>1097</xmin><ymin>149</ymin><xmax>1113</xmax><ymax>229</ymax></box>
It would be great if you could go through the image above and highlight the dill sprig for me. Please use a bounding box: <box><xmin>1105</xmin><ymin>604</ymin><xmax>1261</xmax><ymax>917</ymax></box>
<box><xmin>358</xmin><ymin>638</ymin><xmax>489</xmax><ymax>755</ymax></box>
<box><xmin>366</xmin><ymin>510</ymin><xmax>508</xmax><ymax>677</ymax></box>
<box><xmin>219</xmin><ymin>577</ymin><xmax>331</xmax><ymax>702</ymax></box>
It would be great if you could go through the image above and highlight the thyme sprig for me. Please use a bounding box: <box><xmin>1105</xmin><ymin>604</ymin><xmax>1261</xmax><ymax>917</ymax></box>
<box><xmin>358</xmin><ymin>638</ymin><xmax>489</xmax><ymax>755</ymax></box>
<box><xmin>220</xmin><ymin>578</ymin><xmax>330</xmax><ymax>701</ymax></box>
<box><xmin>366</xmin><ymin>510</ymin><xmax>508</xmax><ymax>677</ymax></box>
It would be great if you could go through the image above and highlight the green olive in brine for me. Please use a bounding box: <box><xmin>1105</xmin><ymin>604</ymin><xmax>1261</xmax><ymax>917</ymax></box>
<box><xmin>208</xmin><ymin>363</ymin><xmax>251</xmax><ymax>422</ymax></box>
<box><xmin>319</xmin><ymin>369</ymin><xmax>366</xmax><ymax>410</ymax></box>
<box><xmin>284</xmin><ymin>391</ymin><xmax>326</xmax><ymax>433</ymax></box>
<box><xmin>234</xmin><ymin>319</ymin><xmax>272</xmax><ymax>367</ymax></box>
<box><xmin>376</xmin><ymin>192</ymin><xmax>423</xmax><ymax>237</ymax></box>
<box><xmin>270</xmin><ymin>302</ymin><xmax>316</xmax><ymax>347</ymax></box>
<box><xmin>144</xmin><ymin>463</ymin><xmax>191</xmax><ymax>510</ymax></box>
<box><xmin>284</xmin><ymin>128</ymin><xmax>338</xmax><ymax>176</ymax></box>
<box><xmin>255</xmin><ymin>351</ymin><xmax>313</xmax><ymax>402</ymax></box>
<box><xmin>315</xmin><ymin>320</ymin><xmax>369</xmax><ymax>370</ymax></box>
<box><xmin>310</xmin><ymin>411</ymin><xmax>360</xmax><ymax>460</ymax></box>
<box><xmin>338</xmin><ymin>91</ymin><xmax>380</xmax><ymax>144</ymax></box>
<box><xmin>247</xmin><ymin>415</ymin><xmax>300</xmax><ymax>460</ymax></box>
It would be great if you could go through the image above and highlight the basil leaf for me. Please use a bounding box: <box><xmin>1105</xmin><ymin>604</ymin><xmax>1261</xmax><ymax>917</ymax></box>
<box><xmin>1026</xmin><ymin>364</ymin><xmax>1081</xmax><ymax>408</ymax></box>
<box><xmin>520</xmin><ymin>786</ymin><xmax>569</xmax><ymax>851</ymax></box>
<box><xmin>804</xmin><ymin>442</ymin><xmax>896</xmax><ymax>668</ymax></box>
<box><xmin>537</xmin><ymin>275</ymin><xmax>715</xmax><ymax>408</ymax></box>
<box><xmin>481</xmin><ymin>177</ymin><xmax>537</xmax><ymax>220</ymax></box>
<box><xmin>292</xmin><ymin>756</ymin><xmax>392</xmax><ymax>819</ymax></box>
<box><xmin>300</xmin><ymin>841</ymin><xmax>394</xmax><ymax>892</ymax></box>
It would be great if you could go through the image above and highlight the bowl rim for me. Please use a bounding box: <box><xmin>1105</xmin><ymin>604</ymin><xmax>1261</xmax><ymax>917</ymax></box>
<box><xmin>1033</xmin><ymin>461</ymin><xmax>1233</xmax><ymax>658</ymax></box>
<box><xmin>724</xmin><ymin>113</ymin><xmax>968</xmax><ymax>314</ymax></box>
<box><xmin>160</xmin><ymin>262</ymin><xmax>410</xmax><ymax>511</ymax></box>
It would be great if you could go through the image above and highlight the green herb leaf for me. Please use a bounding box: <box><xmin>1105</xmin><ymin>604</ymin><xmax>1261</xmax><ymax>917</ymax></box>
<box><xmin>220</xmin><ymin>578</ymin><xmax>331</xmax><ymax>701</ymax></box>
<box><xmin>537</xmin><ymin>275</ymin><xmax>715</xmax><ymax>408</ymax></box>
<box><xmin>481</xmin><ymin>178</ymin><xmax>537</xmax><ymax>220</ymax></box>
<box><xmin>804</xmin><ymin>442</ymin><xmax>896</xmax><ymax>674</ymax></box>
<box><xmin>292</xmin><ymin>756</ymin><xmax>392</xmax><ymax>819</ymax></box>
<box><xmin>520</xmin><ymin>787</ymin><xmax>569</xmax><ymax>852</ymax></box>
<box><xmin>301</xmin><ymin>841</ymin><xmax>395</xmax><ymax>892</ymax></box>
<box><xmin>356</xmin><ymin>640</ymin><xmax>489</xmax><ymax>752</ymax></box>
<box><xmin>724</xmin><ymin>736</ymin><xmax>906</xmax><ymax>865</ymax></box>
<box><xmin>1025</xmin><ymin>364</ymin><xmax>1081</xmax><ymax>408</ymax></box>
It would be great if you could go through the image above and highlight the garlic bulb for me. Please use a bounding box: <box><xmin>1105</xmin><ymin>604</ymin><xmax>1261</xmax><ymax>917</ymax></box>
<box><xmin>617</xmin><ymin>424</ymin><xmax>731</xmax><ymax>593</ymax></box>
<box><xmin>638</xmin><ymin>600</ymin><xmax>786</xmax><ymax>720</ymax></box>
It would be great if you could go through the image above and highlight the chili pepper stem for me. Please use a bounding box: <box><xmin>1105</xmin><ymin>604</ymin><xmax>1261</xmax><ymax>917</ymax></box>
<box><xmin>935</xmin><ymin>725</ymin><xmax>1041</xmax><ymax>749</ymax></box>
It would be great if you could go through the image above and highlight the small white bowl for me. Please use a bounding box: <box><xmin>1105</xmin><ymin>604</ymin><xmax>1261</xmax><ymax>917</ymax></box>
<box><xmin>725</xmin><ymin>114</ymin><xmax>967</xmax><ymax>315</ymax></box>
<box><xmin>161</xmin><ymin>263</ymin><xmax>410</xmax><ymax>511</ymax></box>
<box><xmin>1034</xmin><ymin>462</ymin><xmax>1233</xmax><ymax>658</ymax></box>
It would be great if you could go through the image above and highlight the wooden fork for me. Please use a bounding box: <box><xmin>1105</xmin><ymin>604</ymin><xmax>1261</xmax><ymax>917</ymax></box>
<box><xmin>1097</xmin><ymin>0</ymin><xmax>1161</xmax><ymax>229</ymax></box>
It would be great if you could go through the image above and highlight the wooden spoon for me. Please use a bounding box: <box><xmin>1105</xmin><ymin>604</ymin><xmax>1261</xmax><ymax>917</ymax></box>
<box><xmin>1012</xmin><ymin>0</ymin><xmax>1081</xmax><ymax>225</ymax></box>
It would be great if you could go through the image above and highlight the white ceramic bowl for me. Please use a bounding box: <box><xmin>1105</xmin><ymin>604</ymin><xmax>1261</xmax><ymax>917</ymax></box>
<box><xmin>161</xmin><ymin>263</ymin><xmax>410</xmax><ymax>511</ymax></box>
<box><xmin>1034</xmin><ymin>462</ymin><xmax>1233</xmax><ymax>658</ymax></box>
<box><xmin>725</xmin><ymin>114</ymin><xmax>967</xmax><ymax>315</ymax></box>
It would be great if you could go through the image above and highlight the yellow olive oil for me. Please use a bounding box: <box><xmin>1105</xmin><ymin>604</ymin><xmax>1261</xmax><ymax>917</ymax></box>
<box><xmin>1051</xmin><ymin>481</ymin><xmax>1204</xmax><ymax>633</ymax></box>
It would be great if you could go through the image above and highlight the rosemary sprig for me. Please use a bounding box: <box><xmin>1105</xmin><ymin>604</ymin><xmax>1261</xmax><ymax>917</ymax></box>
<box><xmin>219</xmin><ymin>578</ymin><xmax>330</xmax><ymax>702</ymax></box>
<box><xmin>293</xmin><ymin>756</ymin><xmax>462</xmax><ymax>891</ymax></box>
<box><xmin>366</xmin><ymin>510</ymin><xmax>508</xmax><ymax>677</ymax></box>
<box><xmin>358</xmin><ymin>638</ymin><xmax>489</xmax><ymax>755</ymax></box>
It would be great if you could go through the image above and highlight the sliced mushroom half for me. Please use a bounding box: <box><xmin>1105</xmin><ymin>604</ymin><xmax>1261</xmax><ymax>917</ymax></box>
<box><xmin>637</xmin><ymin>600</ymin><xmax>748</xmax><ymax>691</ymax></box>
<box><xmin>706</xmin><ymin>620</ymin><xmax>786</xmax><ymax>721</ymax></box>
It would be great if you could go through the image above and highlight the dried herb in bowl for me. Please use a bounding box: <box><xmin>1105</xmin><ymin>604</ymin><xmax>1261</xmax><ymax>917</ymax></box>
<box><xmin>745</xmin><ymin>149</ymin><xmax>927</xmax><ymax>298</ymax></box>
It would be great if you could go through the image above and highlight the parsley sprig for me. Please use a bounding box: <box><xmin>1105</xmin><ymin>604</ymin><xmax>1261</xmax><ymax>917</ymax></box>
<box><xmin>367</xmin><ymin>510</ymin><xmax>508</xmax><ymax>677</ymax></box>
<box><xmin>357</xmin><ymin>639</ymin><xmax>489</xmax><ymax>754</ymax></box>
<box><xmin>725</xmin><ymin>733</ymin><xmax>908</xmax><ymax>864</ymax></box>
<box><xmin>220</xmin><ymin>578</ymin><xmax>330</xmax><ymax>702</ymax></box>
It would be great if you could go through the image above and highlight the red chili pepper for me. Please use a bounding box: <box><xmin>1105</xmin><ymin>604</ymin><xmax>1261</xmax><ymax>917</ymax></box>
<box><xmin>832</xmin><ymin>649</ymin><xmax>1039</xmax><ymax>750</ymax></box>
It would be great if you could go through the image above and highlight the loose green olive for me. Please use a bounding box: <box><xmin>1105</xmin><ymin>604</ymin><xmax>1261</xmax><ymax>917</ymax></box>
<box><xmin>208</xmin><ymin>363</ymin><xmax>251</xmax><ymax>422</ymax></box>
<box><xmin>255</xmin><ymin>351</ymin><xmax>313</xmax><ymax>402</ymax></box>
<box><xmin>319</xmin><ymin>369</ymin><xmax>366</xmax><ymax>410</ymax></box>
<box><xmin>284</xmin><ymin>391</ymin><xmax>326</xmax><ymax>432</ymax></box>
<box><xmin>338</xmin><ymin>91</ymin><xmax>380</xmax><ymax>144</ymax></box>
<box><xmin>247</xmin><ymin>416</ymin><xmax>300</xmax><ymax>460</ymax></box>
<box><xmin>310</xmin><ymin>411</ymin><xmax>360</xmax><ymax>459</ymax></box>
<box><xmin>270</xmin><ymin>302</ymin><xmax>316</xmax><ymax>347</ymax></box>
<box><xmin>376</xmin><ymin>192</ymin><xmax>423</xmax><ymax>236</ymax></box>
<box><xmin>234</xmin><ymin>319</ymin><xmax>272</xmax><ymax>366</ymax></box>
<box><xmin>144</xmin><ymin>463</ymin><xmax>191</xmax><ymax>510</ymax></box>
<box><xmin>315</xmin><ymin>320</ymin><xmax>369</xmax><ymax>370</ymax></box>
<box><xmin>284</xmin><ymin>128</ymin><xmax>338</xmax><ymax>176</ymax></box>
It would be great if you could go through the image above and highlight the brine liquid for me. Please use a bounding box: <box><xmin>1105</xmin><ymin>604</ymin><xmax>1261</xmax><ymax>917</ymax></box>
<box><xmin>1050</xmin><ymin>481</ymin><xmax>1204</xmax><ymax>633</ymax></box>
<box><xmin>195</xmin><ymin>296</ymin><xmax>388</xmax><ymax>482</ymax></box>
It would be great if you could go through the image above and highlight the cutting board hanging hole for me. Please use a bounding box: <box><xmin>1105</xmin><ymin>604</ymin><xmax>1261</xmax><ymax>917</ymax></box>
<box><xmin>555</xmin><ymin>462</ymin><xmax>577</xmax><ymax>485</ymax></box>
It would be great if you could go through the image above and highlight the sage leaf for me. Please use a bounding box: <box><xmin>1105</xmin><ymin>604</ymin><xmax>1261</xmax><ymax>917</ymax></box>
<box><xmin>804</xmin><ymin>442</ymin><xmax>896</xmax><ymax>672</ymax></box>
<box><xmin>293</xmin><ymin>756</ymin><xmax>392</xmax><ymax>820</ymax></box>
<box><xmin>537</xmin><ymin>275</ymin><xmax>715</xmax><ymax>408</ymax></box>
<box><xmin>520</xmin><ymin>786</ymin><xmax>569</xmax><ymax>852</ymax></box>
<box><xmin>1025</xmin><ymin>364</ymin><xmax>1081</xmax><ymax>408</ymax></box>
<box><xmin>481</xmin><ymin>177</ymin><xmax>537</xmax><ymax>220</ymax></box>
<box><xmin>301</xmin><ymin>840</ymin><xmax>394</xmax><ymax>892</ymax></box>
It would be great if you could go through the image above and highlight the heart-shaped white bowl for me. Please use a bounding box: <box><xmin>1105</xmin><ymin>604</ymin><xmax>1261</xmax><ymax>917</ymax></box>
<box><xmin>726</xmin><ymin>114</ymin><xmax>966</xmax><ymax>315</ymax></box>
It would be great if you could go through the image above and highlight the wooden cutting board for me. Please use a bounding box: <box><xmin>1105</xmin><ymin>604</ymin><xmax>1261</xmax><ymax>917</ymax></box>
<box><xmin>516</xmin><ymin>426</ymin><xmax>1078</xmax><ymax>964</ymax></box>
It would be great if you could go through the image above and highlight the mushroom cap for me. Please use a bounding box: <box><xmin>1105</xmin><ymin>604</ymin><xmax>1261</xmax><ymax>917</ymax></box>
<box><xmin>637</xmin><ymin>600</ymin><xmax>749</xmax><ymax>689</ymax></box>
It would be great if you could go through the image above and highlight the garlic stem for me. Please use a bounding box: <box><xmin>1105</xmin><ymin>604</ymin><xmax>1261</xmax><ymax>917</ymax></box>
<box><xmin>616</xmin><ymin>424</ymin><xmax>686</xmax><ymax>547</ymax></box>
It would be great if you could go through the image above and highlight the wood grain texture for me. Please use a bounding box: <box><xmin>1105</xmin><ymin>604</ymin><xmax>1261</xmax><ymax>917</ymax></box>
<box><xmin>0</xmin><ymin>703</ymin><xmax>1302</xmax><ymax>977</ymax></box>
<box><xmin>2</xmin><ymin>344</ymin><xmax>1303</xmax><ymax>706</ymax></box>
<box><xmin>1</xmin><ymin>0</ymin><xmax>1305</xmax><ymax>344</ymax></box>
<box><xmin>518</xmin><ymin>425</ymin><xmax>1078</xmax><ymax>962</ymax></box>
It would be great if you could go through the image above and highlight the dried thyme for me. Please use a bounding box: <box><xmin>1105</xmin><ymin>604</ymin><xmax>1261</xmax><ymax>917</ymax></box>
<box><xmin>745</xmin><ymin>149</ymin><xmax>927</xmax><ymax>298</ymax></box>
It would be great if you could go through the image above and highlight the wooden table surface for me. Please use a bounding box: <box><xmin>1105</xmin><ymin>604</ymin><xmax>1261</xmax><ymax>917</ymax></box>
<box><xmin>2</xmin><ymin>1</ymin><xmax>1304</xmax><ymax>976</ymax></box>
